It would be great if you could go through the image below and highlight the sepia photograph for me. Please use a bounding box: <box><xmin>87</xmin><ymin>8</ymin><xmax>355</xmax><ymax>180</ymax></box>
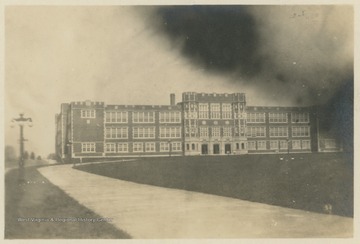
<box><xmin>2</xmin><ymin>1</ymin><xmax>357</xmax><ymax>241</ymax></box>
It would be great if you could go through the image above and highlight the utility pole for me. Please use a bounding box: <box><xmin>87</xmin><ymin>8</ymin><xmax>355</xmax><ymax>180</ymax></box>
<box><xmin>11</xmin><ymin>113</ymin><xmax>32</xmax><ymax>168</ymax></box>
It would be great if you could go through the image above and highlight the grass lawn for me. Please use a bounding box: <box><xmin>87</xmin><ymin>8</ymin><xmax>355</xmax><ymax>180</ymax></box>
<box><xmin>75</xmin><ymin>152</ymin><xmax>353</xmax><ymax>217</ymax></box>
<box><xmin>5</xmin><ymin>166</ymin><xmax>131</xmax><ymax>239</ymax></box>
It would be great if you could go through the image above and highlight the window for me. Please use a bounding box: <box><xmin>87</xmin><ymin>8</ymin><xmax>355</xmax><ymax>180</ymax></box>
<box><xmin>247</xmin><ymin>141</ymin><xmax>256</xmax><ymax>150</ymax></box>
<box><xmin>185</xmin><ymin>111</ymin><xmax>197</xmax><ymax>119</ymax></box>
<box><xmin>223</xmin><ymin>127</ymin><xmax>232</xmax><ymax>137</ymax></box>
<box><xmin>160</xmin><ymin>142</ymin><xmax>169</xmax><ymax>152</ymax></box>
<box><xmin>324</xmin><ymin>139</ymin><xmax>337</xmax><ymax>149</ymax></box>
<box><xmin>105</xmin><ymin>127</ymin><xmax>128</xmax><ymax>139</ymax></box>
<box><xmin>171</xmin><ymin>142</ymin><xmax>182</xmax><ymax>151</ymax></box>
<box><xmin>246</xmin><ymin>126</ymin><xmax>266</xmax><ymax>137</ymax></box>
<box><xmin>145</xmin><ymin>142</ymin><xmax>156</xmax><ymax>152</ymax></box>
<box><xmin>105</xmin><ymin>111</ymin><xmax>128</xmax><ymax>123</ymax></box>
<box><xmin>302</xmin><ymin>140</ymin><xmax>311</xmax><ymax>149</ymax></box>
<box><xmin>199</xmin><ymin>103</ymin><xmax>209</xmax><ymax>119</ymax></box>
<box><xmin>81</xmin><ymin>143</ymin><xmax>95</xmax><ymax>153</ymax></box>
<box><xmin>190</xmin><ymin>127</ymin><xmax>197</xmax><ymax>134</ymax></box>
<box><xmin>270</xmin><ymin>140</ymin><xmax>279</xmax><ymax>149</ymax></box>
<box><xmin>199</xmin><ymin>127</ymin><xmax>209</xmax><ymax>137</ymax></box>
<box><xmin>119</xmin><ymin>127</ymin><xmax>128</xmax><ymax>139</ymax></box>
<box><xmin>159</xmin><ymin>127</ymin><xmax>181</xmax><ymax>138</ymax></box>
<box><xmin>81</xmin><ymin>110</ymin><xmax>96</xmax><ymax>118</ymax></box>
<box><xmin>291</xmin><ymin>112</ymin><xmax>309</xmax><ymax>123</ymax></box>
<box><xmin>279</xmin><ymin>140</ymin><xmax>288</xmax><ymax>149</ymax></box>
<box><xmin>186</xmin><ymin>144</ymin><xmax>190</xmax><ymax>151</ymax></box>
<box><xmin>159</xmin><ymin>111</ymin><xmax>181</xmax><ymax>123</ymax></box>
<box><xmin>269</xmin><ymin>127</ymin><xmax>288</xmax><ymax>137</ymax></box>
<box><xmin>118</xmin><ymin>143</ymin><xmax>128</xmax><ymax>153</ymax></box>
<box><xmin>133</xmin><ymin>127</ymin><xmax>155</xmax><ymax>139</ymax></box>
<box><xmin>222</xmin><ymin>104</ymin><xmax>232</xmax><ymax>119</ymax></box>
<box><xmin>211</xmin><ymin>127</ymin><xmax>221</xmax><ymax>137</ymax></box>
<box><xmin>132</xmin><ymin>111</ymin><xmax>155</xmax><ymax>123</ymax></box>
<box><xmin>292</xmin><ymin>140</ymin><xmax>301</xmax><ymax>149</ymax></box>
<box><xmin>133</xmin><ymin>142</ymin><xmax>143</xmax><ymax>152</ymax></box>
<box><xmin>269</xmin><ymin>113</ymin><xmax>287</xmax><ymax>123</ymax></box>
<box><xmin>247</xmin><ymin>113</ymin><xmax>265</xmax><ymax>123</ymax></box>
<box><xmin>192</xmin><ymin>143</ymin><xmax>195</xmax><ymax>150</ymax></box>
<box><xmin>210</xmin><ymin>103</ymin><xmax>221</xmax><ymax>119</ymax></box>
<box><xmin>257</xmin><ymin>141</ymin><xmax>267</xmax><ymax>150</ymax></box>
<box><xmin>292</xmin><ymin>126</ymin><xmax>310</xmax><ymax>137</ymax></box>
<box><xmin>105</xmin><ymin>143</ymin><xmax>116</xmax><ymax>153</ymax></box>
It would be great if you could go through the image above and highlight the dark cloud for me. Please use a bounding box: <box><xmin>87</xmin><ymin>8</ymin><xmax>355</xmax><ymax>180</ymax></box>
<box><xmin>154</xmin><ymin>5</ymin><xmax>352</xmax><ymax>101</ymax></box>
<box><xmin>152</xmin><ymin>5</ymin><xmax>353</xmax><ymax>150</ymax></box>
<box><xmin>157</xmin><ymin>6</ymin><xmax>263</xmax><ymax>76</ymax></box>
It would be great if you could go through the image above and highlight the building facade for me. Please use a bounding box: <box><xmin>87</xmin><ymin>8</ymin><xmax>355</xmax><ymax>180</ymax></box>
<box><xmin>55</xmin><ymin>92</ymin><xmax>338</xmax><ymax>162</ymax></box>
<box><xmin>182</xmin><ymin>92</ymin><xmax>248</xmax><ymax>156</ymax></box>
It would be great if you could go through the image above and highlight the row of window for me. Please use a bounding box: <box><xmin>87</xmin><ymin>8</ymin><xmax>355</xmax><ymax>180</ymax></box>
<box><xmin>247</xmin><ymin>112</ymin><xmax>309</xmax><ymax>123</ymax></box>
<box><xmin>247</xmin><ymin>140</ymin><xmax>311</xmax><ymax>150</ymax></box>
<box><xmin>81</xmin><ymin>140</ymin><xmax>311</xmax><ymax>153</ymax></box>
<box><xmin>81</xmin><ymin>142</ymin><xmax>182</xmax><ymax>153</ymax></box>
<box><xmin>81</xmin><ymin>110</ymin><xmax>96</xmax><ymax>118</ymax></box>
<box><xmin>269</xmin><ymin>126</ymin><xmax>288</xmax><ymax>137</ymax></box>
<box><xmin>247</xmin><ymin>113</ymin><xmax>266</xmax><ymax>123</ymax></box>
<box><xmin>132</xmin><ymin>112</ymin><xmax>154</xmax><ymax>123</ymax></box>
<box><xmin>185</xmin><ymin>126</ymin><xmax>310</xmax><ymax>138</ymax></box>
<box><xmin>269</xmin><ymin>113</ymin><xmax>288</xmax><ymax>123</ymax></box>
<box><xmin>82</xmin><ymin>109</ymin><xmax>309</xmax><ymax>124</ymax></box>
<box><xmin>133</xmin><ymin>127</ymin><xmax>156</xmax><ymax>139</ymax></box>
<box><xmin>105</xmin><ymin>127</ymin><xmax>128</xmax><ymax>139</ymax></box>
<box><xmin>292</xmin><ymin>126</ymin><xmax>310</xmax><ymax>137</ymax></box>
<box><xmin>105</xmin><ymin>111</ymin><xmax>127</xmax><ymax>123</ymax></box>
<box><xmin>103</xmin><ymin>111</ymin><xmax>155</xmax><ymax>123</ymax></box>
<box><xmin>105</xmin><ymin>126</ymin><xmax>182</xmax><ymax>139</ymax></box>
<box><xmin>159</xmin><ymin>127</ymin><xmax>182</xmax><ymax>138</ymax></box>
<box><xmin>185</xmin><ymin>112</ymin><xmax>310</xmax><ymax>122</ymax></box>
<box><xmin>321</xmin><ymin>139</ymin><xmax>338</xmax><ymax>149</ymax></box>
<box><xmin>159</xmin><ymin>112</ymin><xmax>181</xmax><ymax>123</ymax></box>
<box><xmin>246</xmin><ymin>126</ymin><xmax>266</xmax><ymax>137</ymax></box>
<box><xmin>104</xmin><ymin>111</ymin><xmax>182</xmax><ymax>123</ymax></box>
<box><xmin>198</xmin><ymin>127</ymin><xmax>232</xmax><ymax>137</ymax></box>
<box><xmin>198</xmin><ymin>103</ymin><xmax>232</xmax><ymax>119</ymax></box>
<box><xmin>81</xmin><ymin>143</ymin><xmax>96</xmax><ymax>152</ymax></box>
<box><xmin>103</xmin><ymin>126</ymin><xmax>309</xmax><ymax>139</ymax></box>
<box><xmin>246</xmin><ymin>126</ymin><xmax>310</xmax><ymax>138</ymax></box>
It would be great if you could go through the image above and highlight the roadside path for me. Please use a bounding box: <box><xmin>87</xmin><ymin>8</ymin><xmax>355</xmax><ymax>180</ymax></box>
<box><xmin>38</xmin><ymin>164</ymin><xmax>353</xmax><ymax>238</ymax></box>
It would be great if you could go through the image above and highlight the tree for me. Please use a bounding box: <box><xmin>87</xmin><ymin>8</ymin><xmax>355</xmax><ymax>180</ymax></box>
<box><xmin>5</xmin><ymin>145</ymin><xmax>17</xmax><ymax>162</ymax></box>
<box><xmin>23</xmin><ymin>151</ymin><xmax>29</xmax><ymax>160</ymax></box>
<box><xmin>47</xmin><ymin>153</ymin><xmax>56</xmax><ymax>160</ymax></box>
<box><xmin>30</xmin><ymin>152</ymin><xmax>35</xmax><ymax>160</ymax></box>
<box><xmin>37</xmin><ymin>155</ymin><xmax>42</xmax><ymax>160</ymax></box>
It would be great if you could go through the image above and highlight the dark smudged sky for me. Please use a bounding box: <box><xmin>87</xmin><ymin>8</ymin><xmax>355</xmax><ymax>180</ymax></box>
<box><xmin>152</xmin><ymin>5</ymin><xmax>353</xmax><ymax>150</ymax></box>
<box><xmin>154</xmin><ymin>6</ymin><xmax>353</xmax><ymax>105</ymax></box>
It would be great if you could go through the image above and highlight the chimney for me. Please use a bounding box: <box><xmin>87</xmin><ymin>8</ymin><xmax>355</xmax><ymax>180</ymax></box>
<box><xmin>170</xmin><ymin>93</ymin><xmax>175</xmax><ymax>106</ymax></box>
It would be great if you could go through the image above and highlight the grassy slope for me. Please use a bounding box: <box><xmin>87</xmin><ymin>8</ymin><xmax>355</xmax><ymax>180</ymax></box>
<box><xmin>5</xmin><ymin>166</ymin><xmax>131</xmax><ymax>239</ymax></box>
<box><xmin>75</xmin><ymin>153</ymin><xmax>353</xmax><ymax>217</ymax></box>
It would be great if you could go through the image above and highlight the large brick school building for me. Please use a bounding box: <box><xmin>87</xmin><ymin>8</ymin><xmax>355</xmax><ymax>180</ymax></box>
<box><xmin>55</xmin><ymin>92</ymin><xmax>341</xmax><ymax>162</ymax></box>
